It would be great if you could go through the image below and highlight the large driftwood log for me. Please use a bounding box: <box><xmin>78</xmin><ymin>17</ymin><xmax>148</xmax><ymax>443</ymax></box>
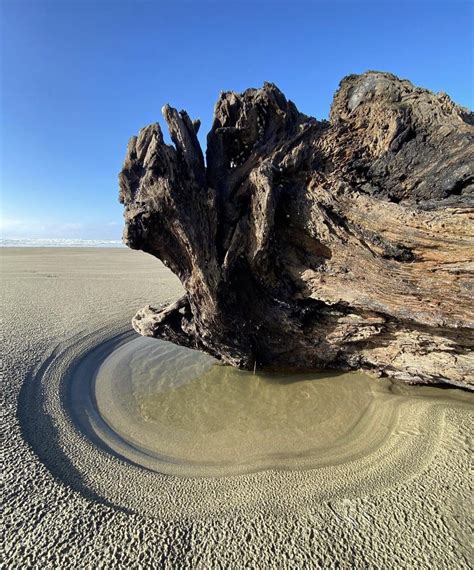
<box><xmin>119</xmin><ymin>72</ymin><xmax>474</xmax><ymax>388</ymax></box>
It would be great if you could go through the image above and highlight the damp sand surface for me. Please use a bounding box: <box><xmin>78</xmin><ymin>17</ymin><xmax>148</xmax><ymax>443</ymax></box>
<box><xmin>2</xmin><ymin>248</ymin><xmax>473</xmax><ymax>568</ymax></box>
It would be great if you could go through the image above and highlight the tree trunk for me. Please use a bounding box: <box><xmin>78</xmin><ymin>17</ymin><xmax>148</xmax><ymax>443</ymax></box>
<box><xmin>119</xmin><ymin>71</ymin><xmax>474</xmax><ymax>389</ymax></box>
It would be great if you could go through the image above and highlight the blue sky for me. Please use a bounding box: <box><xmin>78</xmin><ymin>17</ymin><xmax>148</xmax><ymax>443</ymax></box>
<box><xmin>1</xmin><ymin>0</ymin><xmax>473</xmax><ymax>240</ymax></box>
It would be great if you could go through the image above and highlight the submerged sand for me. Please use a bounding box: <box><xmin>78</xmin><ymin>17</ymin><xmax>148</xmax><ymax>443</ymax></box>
<box><xmin>2</xmin><ymin>248</ymin><xmax>473</xmax><ymax>568</ymax></box>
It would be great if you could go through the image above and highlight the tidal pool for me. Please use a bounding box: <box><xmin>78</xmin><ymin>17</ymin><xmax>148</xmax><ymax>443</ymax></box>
<box><xmin>65</xmin><ymin>334</ymin><xmax>470</xmax><ymax>477</ymax></box>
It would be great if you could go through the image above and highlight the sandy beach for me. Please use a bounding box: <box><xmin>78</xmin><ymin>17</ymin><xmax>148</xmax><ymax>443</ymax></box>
<box><xmin>2</xmin><ymin>247</ymin><xmax>473</xmax><ymax>568</ymax></box>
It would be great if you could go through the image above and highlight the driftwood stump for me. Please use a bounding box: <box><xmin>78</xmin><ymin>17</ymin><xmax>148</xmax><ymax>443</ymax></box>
<box><xmin>119</xmin><ymin>71</ymin><xmax>473</xmax><ymax>388</ymax></box>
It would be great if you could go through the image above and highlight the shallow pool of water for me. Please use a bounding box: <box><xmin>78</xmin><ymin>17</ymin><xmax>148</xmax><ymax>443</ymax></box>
<box><xmin>95</xmin><ymin>337</ymin><xmax>381</xmax><ymax>462</ymax></box>
<box><xmin>62</xmin><ymin>334</ymin><xmax>469</xmax><ymax>477</ymax></box>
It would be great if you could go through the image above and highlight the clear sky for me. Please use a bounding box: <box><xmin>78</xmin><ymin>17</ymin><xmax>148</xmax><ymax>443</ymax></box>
<box><xmin>1</xmin><ymin>0</ymin><xmax>473</xmax><ymax>240</ymax></box>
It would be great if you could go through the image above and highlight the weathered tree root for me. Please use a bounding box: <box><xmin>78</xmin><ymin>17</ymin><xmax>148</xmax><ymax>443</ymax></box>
<box><xmin>119</xmin><ymin>71</ymin><xmax>474</xmax><ymax>388</ymax></box>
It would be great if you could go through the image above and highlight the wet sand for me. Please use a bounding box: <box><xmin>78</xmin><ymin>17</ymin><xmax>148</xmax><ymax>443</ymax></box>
<box><xmin>2</xmin><ymin>248</ymin><xmax>473</xmax><ymax>568</ymax></box>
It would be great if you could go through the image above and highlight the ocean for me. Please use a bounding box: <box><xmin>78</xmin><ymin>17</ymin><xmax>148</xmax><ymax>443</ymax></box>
<box><xmin>0</xmin><ymin>239</ymin><xmax>125</xmax><ymax>248</ymax></box>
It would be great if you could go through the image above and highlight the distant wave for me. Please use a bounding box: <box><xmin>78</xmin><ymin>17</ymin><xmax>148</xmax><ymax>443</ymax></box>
<box><xmin>0</xmin><ymin>238</ymin><xmax>125</xmax><ymax>248</ymax></box>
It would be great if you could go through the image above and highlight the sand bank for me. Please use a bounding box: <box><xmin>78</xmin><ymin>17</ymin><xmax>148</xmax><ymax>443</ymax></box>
<box><xmin>2</xmin><ymin>248</ymin><xmax>473</xmax><ymax>568</ymax></box>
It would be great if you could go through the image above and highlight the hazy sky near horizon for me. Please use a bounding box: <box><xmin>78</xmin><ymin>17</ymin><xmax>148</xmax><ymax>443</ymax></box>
<box><xmin>1</xmin><ymin>0</ymin><xmax>473</xmax><ymax>240</ymax></box>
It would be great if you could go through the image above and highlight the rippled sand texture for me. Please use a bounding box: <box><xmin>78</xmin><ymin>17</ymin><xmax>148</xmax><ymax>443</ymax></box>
<box><xmin>3</xmin><ymin>248</ymin><xmax>473</xmax><ymax>568</ymax></box>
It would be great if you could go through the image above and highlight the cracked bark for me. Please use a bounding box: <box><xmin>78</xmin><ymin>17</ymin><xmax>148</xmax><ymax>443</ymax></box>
<box><xmin>119</xmin><ymin>71</ymin><xmax>474</xmax><ymax>388</ymax></box>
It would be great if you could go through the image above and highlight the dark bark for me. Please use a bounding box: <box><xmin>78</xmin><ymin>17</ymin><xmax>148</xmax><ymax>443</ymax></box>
<box><xmin>119</xmin><ymin>72</ymin><xmax>474</xmax><ymax>388</ymax></box>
